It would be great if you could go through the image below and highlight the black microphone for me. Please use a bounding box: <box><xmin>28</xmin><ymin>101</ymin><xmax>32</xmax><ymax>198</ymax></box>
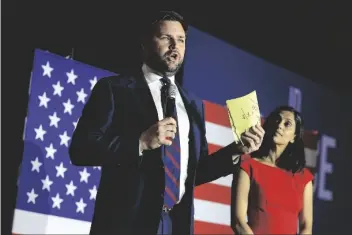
<box><xmin>165</xmin><ymin>84</ymin><xmax>177</xmax><ymax>118</ymax></box>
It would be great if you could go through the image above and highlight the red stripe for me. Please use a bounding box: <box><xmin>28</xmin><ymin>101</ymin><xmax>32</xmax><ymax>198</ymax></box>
<box><xmin>165</xmin><ymin>167</ymin><xmax>179</xmax><ymax>187</ymax></box>
<box><xmin>165</xmin><ymin>186</ymin><xmax>177</xmax><ymax>202</ymax></box>
<box><xmin>204</xmin><ymin>100</ymin><xmax>265</xmax><ymax>127</ymax></box>
<box><xmin>208</xmin><ymin>143</ymin><xmax>223</xmax><ymax>154</ymax></box>
<box><xmin>194</xmin><ymin>221</ymin><xmax>234</xmax><ymax>234</ymax></box>
<box><xmin>204</xmin><ymin>100</ymin><xmax>231</xmax><ymax>127</ymax></box>
<box><xmin>194</xmin><ymin>183</ymin><xmax>231</xmax><ymax>205</ymax></box>
<box><xmin>165</xmin><ymin>150</ymin><xmax>180</xmax><ymax>169</ymax></box>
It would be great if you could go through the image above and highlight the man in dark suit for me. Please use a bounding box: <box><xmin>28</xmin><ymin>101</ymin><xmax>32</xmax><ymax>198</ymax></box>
<box><xmin>69</xmin><ymin>10</ymin><xmax>264</xmax><ymax>235</ymax></box>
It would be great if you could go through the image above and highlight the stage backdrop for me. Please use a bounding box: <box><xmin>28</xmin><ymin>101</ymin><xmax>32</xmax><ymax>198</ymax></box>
<box><xmin>12</xmin><ymin>26</ymin><xmax>350</xmax><ymax>234</ymax></box>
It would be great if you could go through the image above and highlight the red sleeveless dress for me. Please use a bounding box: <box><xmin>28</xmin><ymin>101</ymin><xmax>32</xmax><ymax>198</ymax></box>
<box><xmin>239</xmin><ymin>155</ymin><xmax>314</xmax><ymax>234</ymax></box>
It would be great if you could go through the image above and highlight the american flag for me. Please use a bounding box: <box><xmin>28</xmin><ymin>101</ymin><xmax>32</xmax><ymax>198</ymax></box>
<box><xmin>12</xmin><ymin>49</ymin><xmax>319</xmax><ymax>234</ymax></box>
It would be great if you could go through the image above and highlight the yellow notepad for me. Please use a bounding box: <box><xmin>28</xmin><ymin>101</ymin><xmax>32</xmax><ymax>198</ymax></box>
<box><xmin>226</xmin><ymin>90</ymin><xmax>261</xmax><ymax>144</ymax></box>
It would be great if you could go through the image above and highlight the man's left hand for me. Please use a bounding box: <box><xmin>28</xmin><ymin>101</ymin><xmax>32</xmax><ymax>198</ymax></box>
<box><xmin>237</xmin><ymin>123</ymin><xmax>265</xmax><ymax>154</ymax></box>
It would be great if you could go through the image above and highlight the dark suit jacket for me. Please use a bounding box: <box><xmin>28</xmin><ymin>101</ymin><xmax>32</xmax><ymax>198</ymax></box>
<box><xmin>69</xmin><ymin>70</ymin><xmax>240</xmax><ymax>235</ymax></box>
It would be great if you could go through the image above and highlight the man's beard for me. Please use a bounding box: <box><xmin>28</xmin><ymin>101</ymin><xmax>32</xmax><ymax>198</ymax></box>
<box><xmin>146</xmin><ymin>52</ymin><xmax>184</xmax><ymax>76</ymax></box>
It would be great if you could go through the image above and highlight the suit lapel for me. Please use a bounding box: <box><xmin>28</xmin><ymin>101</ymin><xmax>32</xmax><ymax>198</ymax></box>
<box><xmin>176</xmin><ymin>82</ymin><xmax>202</xmax><ymax>162</ymax></box>
<box><xmin>126</xmin><ymin>74</ymin><xmax>203</xmax><ymax>162</ymax></box>
<box><xmin>127</xmin><ymin>70</ymin><xmax>159</xmax><ymax>131</ymax></box>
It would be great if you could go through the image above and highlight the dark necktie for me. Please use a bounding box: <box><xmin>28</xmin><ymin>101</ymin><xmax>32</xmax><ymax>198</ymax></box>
<box><xmin>160</xmin><ymin>77</ymin><xmax>181</xmax><ymax>209</ymax></box>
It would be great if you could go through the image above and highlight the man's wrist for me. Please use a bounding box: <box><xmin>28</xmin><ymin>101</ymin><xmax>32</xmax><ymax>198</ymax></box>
<box><xmin>232</xmin><ymin>141</ymin><xmax>245</xmax><ymax>154</ymax></box>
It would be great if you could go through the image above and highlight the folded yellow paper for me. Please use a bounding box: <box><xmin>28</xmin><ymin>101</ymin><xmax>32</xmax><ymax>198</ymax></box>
<box><xmin>226</xmin><ymin>90</ymin><xmax>261</xmax><ymax>144</ymax></box>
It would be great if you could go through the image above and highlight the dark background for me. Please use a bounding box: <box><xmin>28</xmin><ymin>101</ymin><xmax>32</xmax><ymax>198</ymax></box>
<box><xmin>3</xmin><ymin>2</ymin><xmax>352</xmax><ymax>234</ymax></box>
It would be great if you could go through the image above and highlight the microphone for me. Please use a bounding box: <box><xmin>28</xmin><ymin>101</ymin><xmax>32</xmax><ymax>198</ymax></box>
<box><xmin>165</xmin><ymin>83</ymin><xmax>177</xmax><ymax>118</ymax></box>
<box><xmin>164</xmin><ymin>84</ymin><xmax>177</xmax><ymax>142</ymax></box>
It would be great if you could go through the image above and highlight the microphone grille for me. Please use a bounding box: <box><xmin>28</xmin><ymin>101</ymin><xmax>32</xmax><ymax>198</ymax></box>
<box><xmin>168</xmin><ymin>84</ymin><xmax>177</xmax><ymax>99</ymax></box>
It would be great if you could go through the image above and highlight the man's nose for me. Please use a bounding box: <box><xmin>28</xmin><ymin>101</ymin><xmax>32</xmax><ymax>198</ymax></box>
<box><xmin>169</xmin><ymin>44</ymin><xmax>176</xmax><ymax>50</ymax></box>
<box><xmin>169</xmin><ymin>38</ymin><xmax>177</xmax><ymax>49</ymax></box>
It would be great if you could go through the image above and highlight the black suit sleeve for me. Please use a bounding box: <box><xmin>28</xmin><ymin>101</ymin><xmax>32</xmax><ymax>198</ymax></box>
<box><xmin>69</xmin><ymin>78</ymin><xmax>142</xmax><ymax>167</ymax></box>
<box><xmin>195</xmin><ymin>102</ymin><xmax>239</xmax><ymax>186</ymax></box>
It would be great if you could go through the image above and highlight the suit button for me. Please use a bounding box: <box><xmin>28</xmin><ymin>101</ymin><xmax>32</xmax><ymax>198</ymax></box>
<box><xmin>161</xmin><ymin>193</ymin><xmax>164</xmax><ymax>198</ymax></box>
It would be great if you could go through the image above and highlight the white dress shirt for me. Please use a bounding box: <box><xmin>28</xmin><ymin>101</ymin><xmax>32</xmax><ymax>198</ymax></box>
<box><xmin>140</xmin><ymin>63</ymin><xmax>190</xmax><ymax>202</ymax></box>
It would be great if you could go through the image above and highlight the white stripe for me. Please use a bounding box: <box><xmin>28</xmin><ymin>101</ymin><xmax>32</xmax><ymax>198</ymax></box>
<box><xmin>206</xmin><ymin>122</ymin><xmax>234</xmax><ymax>187</ymax></box>
<box><xmin>205</xmin><ymin>122</ymin><xmax>234</xmax><ymax>146</ymax></box>
<box><xmin>194</xmin><ymin>199</ymin><xmax>230</xmax><ymax>226</ymax></box>
<box><xmin>12</xmin><ymin>209</ymin><xmax>91</xmax><ymax>234</ymax></box>
<box><xmin>14</xmin><ymin>201</ymin><xmax>236</xmax><ymax>233</ymax></box>
<box><xmin>13</xmin><ymin>205</ymin><xmax>230</xmax><ymax>233</ymax></box>
<box><xmin>211</xmin><ymin>174</ymin><xmax>233</xmax><ymax>187</ymax></box>
<box><xmin>206</xmin><ymin>122</ymin><xmax>234</xmax><ymax>188</ymax></box>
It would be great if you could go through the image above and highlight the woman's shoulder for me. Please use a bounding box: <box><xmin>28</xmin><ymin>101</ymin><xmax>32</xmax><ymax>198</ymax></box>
<box><xmin>238</xmin><ymin>154</ymin><xmax>253</xmax><ymax>179</ymax></box>
<box><xmin>239</xmin><ymin>154</ymin><xmax>256</xmax><ymax>174</ymax></box>
<box><xmin>240</xmin><ymin>154</ymin><xmax>254</xmax><ymax>165</ymax></box>
<box><xmin>239</xmin><ymin>154</ymin><xmax>271</xmax><ymax>180</ymax></box>
<box><xmin>295</xmin><ymin>168</ymin><xmax>315</xmax><ymax>185</ymax></box>
<box><xmin>240</xmin><ymin>154</ymin><xmax>267</xmax><ymax>166</ymax></box>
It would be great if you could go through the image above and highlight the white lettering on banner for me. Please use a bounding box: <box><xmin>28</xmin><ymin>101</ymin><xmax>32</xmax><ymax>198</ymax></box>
<box><xmin>317</xmin><ymin>135</ymin><xmax>336</xmax><ymax>201</ymax></box>
<box><xmin>287</xmin><ymin>88</ymin><xmax>335</xmax><ymax>202</ymax></box>
<box><xmin>288</xmin><ymin>86</ymin><xmax>302</xmax><ymax>112</ymax></box>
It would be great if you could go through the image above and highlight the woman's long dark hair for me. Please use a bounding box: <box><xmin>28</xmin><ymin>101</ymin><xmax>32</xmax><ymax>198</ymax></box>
<box><xmin>252</xmin><ymin>106</ymin><xmax>306</xmax><ymax>173</ymax></box>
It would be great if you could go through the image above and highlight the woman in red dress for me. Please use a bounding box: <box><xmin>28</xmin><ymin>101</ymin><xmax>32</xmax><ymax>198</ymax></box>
<box><xmin>232</xmin><ymin>106</ymin><xmax>314</xmax><ymax>234</ymax></box>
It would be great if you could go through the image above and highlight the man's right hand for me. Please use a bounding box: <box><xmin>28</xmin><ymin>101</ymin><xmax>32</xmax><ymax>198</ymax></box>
<box><xmin>139</xmin><ymin>117</ymin><xmax>177</xmax><ymax>151</ymax></box>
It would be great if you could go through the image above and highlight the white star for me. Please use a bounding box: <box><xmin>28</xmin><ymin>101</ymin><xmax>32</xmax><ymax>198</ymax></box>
<box><xmin>42</xmin><ymin>61</ymin><xmax>54</xmax><ymax>78</ymax></box>
<box><xmin>27</xmin><ymin>188</ymin><xmax>39</xmax><ymax>204</ymax></box>
<box><xmin>59</xmin><ymin>131</ymin><xmax>71</xmax><ymax>147</ymax></box>
<box><xmin>52</xmin><ymin>81</ymin><xmax>64</xmax><ymax>97</ymax></box>
<box><xmin>31</xmin><ymin>157</ymin><xmax>42</xmax><ymax>173</ymax></box>
<box><xmin>89</xmin><ymin>76</ymin><xmax>98</xmax><ymax>90</ymax></box>
<box><xmin>41</xmin><ymin>175</ymin><xmax>53</xmax><ymax>191</ymax></box>
<box><xmin>48</xmin><ymin>112</ymin><xmax>61</xmax><ymax>128</ymax></box>
<box><xmin>79</xmin><ymin>168</ymin><xmax>91</xmax><ymax>183</ymax></box>
<box><xmin>73</xmin><ymin>118</ymin><xmax>79</xmax><ymax>129</ymax></box>
<box><xmin>34</xmin><ymin>124</ymin><xmax>46</xmax><ymax>141</ymax></box>
<box><xmin>76</xmin><ymin>88</ymin><xmax>88</xmax><ymax>104</ymax></box>
<box><xmin>75</xmin><ymin>198</ymin><xmax>87</xmax><ymax>214</ymax></box>
<box><xmin>55</xmin><ymin>162</ymin><xmax>68</xmax><ymax>178</ymax></box>
<box><xmin>89</xmin><ymin>185</ymin><xmax>98</xmax><ymax>200</ymax></box>
<box><xmin>93</xmin><ymin>166</ymin><xmax>101</xmax><ymax>170</ymax></box>
<box><xmin>45</xmin><ymin>143</ymin><xmax>57</xmax><ymax>159</ymax></box>
<box><xmin>66</xmin><ymin>69</ymin><xmax>78</xmax><ymax>85</ymax></box>
<box><xmin>63</xmin><ymin>99</ymin><xmax>74</xmax><ymax>115</ymax></box>
<box><xmin>51</xmin><ymin>193</ymin><xmax>64</xmax><ymax>209</ymax></box>
<box><xmin>38</xmin><ymin>92</ymin><xmax>51</xmax><ymax>108</ymax></box>
<box><xmin>65</xmin><ymin>180</ymin><xmax>77</xmax><ymax>196</ymax></box>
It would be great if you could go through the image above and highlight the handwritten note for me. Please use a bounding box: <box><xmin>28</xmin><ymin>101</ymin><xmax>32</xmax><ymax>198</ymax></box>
<box><xmin>226</xmin><ymin>90</ymin><xmax>261</xmax><ymax>143</ymax></box>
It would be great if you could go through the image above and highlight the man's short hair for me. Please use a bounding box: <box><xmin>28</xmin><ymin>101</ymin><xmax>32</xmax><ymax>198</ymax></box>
<box><xmin>141</xmin><ymin>11</ymin><xmax>188</xmax><ymax>43</ymax></box>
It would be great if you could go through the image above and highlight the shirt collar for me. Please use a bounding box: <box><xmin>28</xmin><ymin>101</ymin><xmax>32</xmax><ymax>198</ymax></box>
<box><xmin>142</xmin><ymin>63</ymin><xmax>175</xmax><ymax>85</ymax></box>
